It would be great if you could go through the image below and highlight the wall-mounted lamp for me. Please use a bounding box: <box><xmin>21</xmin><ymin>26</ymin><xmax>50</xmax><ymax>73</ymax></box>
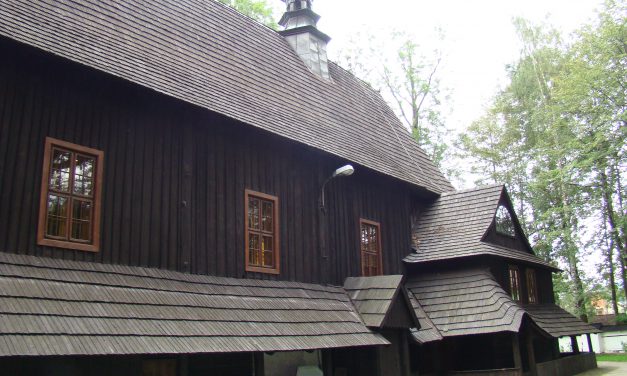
<box><xmin>319</xmin><ymin>164</ymin><xmax>354</xmax><ymax>212</ymax></box>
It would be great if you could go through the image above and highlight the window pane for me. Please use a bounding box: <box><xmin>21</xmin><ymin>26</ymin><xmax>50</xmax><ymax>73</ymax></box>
<box><xmin>496</xmin><ymin>205</ymin><xmax>515</xmax><ymax>236</ymax></box>
<box><xmin>71</xmin><ymin>199</ymin><xmax>92</xmax><ymax>241</ymax></box>
<box><xmin>262</xmin><ymin>236</ymin><xmax>273</xmax><ymax>267</ymax></box>
<box><xmin>49</xmin><ymin>149</ymin><xmax>71</xmax><ymax>192</ymax></box>
<box><xmin>248</xmin><ymin>198</ymin><xmax>259</xmax><ymax>230</ymax></box>
<box><xmin>248</xmin><ymin>233</ymin><xmax>260</xmax><ymax>266</ymax></box>
<box><xmin>46</xmin><ymin>195</ymin><xmax>68</xmax><ymax>238</ymax></box>
<box><xmin>261</xmin><ymin>201</ymin><xmax>273</xmax><ymax>232</ymax></box>
<box><xmin>73</xmin><ymin>155</ymin><xmax>95</xmax><ymax>196</ymax></box>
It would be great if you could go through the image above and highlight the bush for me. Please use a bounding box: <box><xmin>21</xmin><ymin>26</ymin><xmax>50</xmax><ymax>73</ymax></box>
<box><xmin>616</xmin><ymin>314</ymin><xmax>627</xmax><ymax>326</ymax></box>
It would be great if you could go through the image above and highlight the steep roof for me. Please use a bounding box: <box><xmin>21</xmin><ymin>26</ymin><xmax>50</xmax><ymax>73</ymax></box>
<box><xmin>406</xmin><ymin>269</ymin><xmax>526</xmax><ymax>338</ymax></box>
<box><xmin>344</xmin><ymin>275</ymin><xmax>417</xmax><ymax>328</ymax></box>
<box><xmin>0</xmin><ymin>0</ymin><xmax>452</xmax><ymax>194</ymax></box>
<box><xmin>405</xmin><ymin>185</ymin><xmax>556</xmax><ymax>269</ymax></box>
<box><xmin>0</xmin><ymin>253</ymin><xmax>388</xmax><ymax>357</ymax></box>
<box><xmin>523</xmin><ymin>304</ymin><xmax>600</xmax><ymax>338</ymax></box>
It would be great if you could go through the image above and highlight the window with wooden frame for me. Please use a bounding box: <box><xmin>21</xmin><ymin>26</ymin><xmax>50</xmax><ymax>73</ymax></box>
<box><xmin>245</xmin><ymin>190</ymin><xmax>280</xmax><ymax>274</ymax></box>
<box><xmin>509</xmin><ymin>266</ymin><xmax>521</xmax><ymax>302</ymax></box>
<box><xmin>526</xmin><ymin>268</ymin><xmax>538</xmax><ymax>304</ymax></box>
<box><xmin>360</xmin><ymin>219</ymin><xmax>382</xmax><ymax>277</ymax></box>
<box><xmin>37</xmin><ymin>137</ymin><xmax>103</xmax><ymax>252</ymax></box>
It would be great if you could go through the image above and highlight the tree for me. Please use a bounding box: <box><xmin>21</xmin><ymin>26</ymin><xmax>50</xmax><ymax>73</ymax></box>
<box><xmin>337</xmin><ymin>30</ymin><xmax>453</xmax><ymax>174</ymax></box>
<box><xmin>460</xmin><ymin>1</ymin><xmax>627</xmax><ymax>317</ymax></box>
<box><xmin>217</xmin><ymin>0</ymin><xmax>278</xmax><ymax>29</ymax></box>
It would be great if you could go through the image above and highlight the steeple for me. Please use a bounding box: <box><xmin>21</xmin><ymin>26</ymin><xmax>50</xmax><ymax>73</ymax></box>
<box><xmin>279</xmin><ymin>0</ymin><xmax>331</xmax><ymax>80</ymax></box>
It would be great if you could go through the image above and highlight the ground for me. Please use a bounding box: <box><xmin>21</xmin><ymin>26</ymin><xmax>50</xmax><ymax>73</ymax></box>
<box><xmin>575</xmin><ymin>361</ymin><xmax>627</xmax><ymax>375</ymax></box>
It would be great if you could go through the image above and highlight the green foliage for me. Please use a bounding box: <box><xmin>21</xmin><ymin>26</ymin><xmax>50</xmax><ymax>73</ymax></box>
<box><xmin>597</xmin><ymin>353</ymin><xmax>627</xmax><ymax>361</ymax></box>
<box><xmin>460</xmin><ymin>1</ymin><xmax>627</xmax><ymax>317</ymax></box>
<box><xmin>217</xmin><ymin>0</ymin><xmax>278</xmax><ymax>29</ymax></box>
<box><xmin>616</xmin><ymin>314</ymin><xmax>627</xmax><ymax>325</ymax></box>
<box><xmin>337</xmin><ymin>30</ymin><xmax>454</xmax><ymax>175</ymax></box>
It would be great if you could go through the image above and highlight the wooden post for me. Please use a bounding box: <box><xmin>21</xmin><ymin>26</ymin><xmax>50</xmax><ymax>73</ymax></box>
<box><xmin>526</xmin><ymin>333</ymin><xmax>537</xmax><ymax>376</ymax></box>
<box><xmin>586</xmin><ymin>333</ymin><xmax>594</xmax><ymax>353</ymax></box>
<box><xmin>400</xmin><ymin>331</ymin><xmax>411</xmax><ymax>376</ymax></box>
<box><xmin>512</xmin><ymin>333</ymin><xmax>522</xmax><ymax>371</ymax></box>
<box><xmin>253</xmin><ymin>353</ymin><xmax>265</xmax><ymax>376</ymax></box>
<box><xmin>570</xmin><ymin>335</ymin><xmax>580</xmax><ymax>354</ymax></box>
<box><xmin>321</xmin><ymin>349</ymin><xmax>333</xmax><ymax>376</ymax></box>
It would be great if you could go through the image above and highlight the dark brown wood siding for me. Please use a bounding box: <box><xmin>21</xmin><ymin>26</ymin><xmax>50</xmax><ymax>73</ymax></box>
<box><xmin>0</xmin><ymin>38</ymin><xmax>414</xmax><ymax>285</ymax></box>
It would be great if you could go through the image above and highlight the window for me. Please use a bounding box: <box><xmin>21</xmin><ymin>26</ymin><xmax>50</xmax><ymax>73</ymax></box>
<box><xmin>360</xmin><ymin>219</ymin><xmax>382</xmax><ymax>276</ymax></box>
<box><xmin>495</xmin><ymin>205</ymin><xmax>516</xmax><ymax>237</ymax></box>
<box><xmin>526</xmin><ymin>268</ymin><xmax>538</xmax><ymax>304</ymax></box>
<box><xmin>37</xmin><ymin>137</ymin><xmax>103</xmax><ymax>252</ymax></box>
<box><xmin>245</xmin><ymin>190</ymin><xmax>279</xmax><ymax>274</ymax></box>
<box><xmin>509</xmin><ymin>266</ymin><xmax>521</xmax><ymax>302</ymax></box>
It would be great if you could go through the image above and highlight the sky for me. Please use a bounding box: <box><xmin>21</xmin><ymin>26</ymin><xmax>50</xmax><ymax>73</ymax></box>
<box><xmin>273</xmin><ymin>0</ymin><xmax>605</xmax><ymax>133</ymax></box>
<box><xmin>272</xmin><ymin>1</ymin><xmax>608</xmax><ymax>276</ymax></box>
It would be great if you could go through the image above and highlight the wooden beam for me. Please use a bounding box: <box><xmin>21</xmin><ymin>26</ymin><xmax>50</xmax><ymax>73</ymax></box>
<box><xmin>586</xmin><ymin>333</ymin><xmax>594</xmax><ymax>353</ymax></box>
<box><xmin>512</xmin><ymin>333</ymin><xmax>522</xmax><ymax>371</ymax></box>
<box><xmin>253</xmin><ymin>353</ymin><xmax>265</xmax><ymax>376</ymax></box>
<box><xmin>571</xmin><ymin>335</ymin><xmax>580</xmax><ymax>354</ymax></box>
<box><xmin>526</xmin><ymin>333</ymin><xmax>537</xmax><ymax>376</ymax></box>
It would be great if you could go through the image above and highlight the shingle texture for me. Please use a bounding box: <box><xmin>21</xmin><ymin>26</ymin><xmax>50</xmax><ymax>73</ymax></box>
<box><xmin>523</xmin><ymin>304</ymin><xmax>600</xmax><ymax>338</ymax></box>
<box><xmin>0</xmin><ymin>0</ymin><xmax>453</xmax><ymax>194</ymax></box>
<box><xmin>344</xmin><ymin>275</ymin><xmax>404</xmax><ymax>328</ymax></box>
<box><xmin>406</xmin><ymin>269</ymin><xmax>526</xmax><ymax>338</ymax></box>
<box><xmin>407</xmin><ymin>292</ymin><xmax>443</xmax><ymax>344</ymax></box>
<box><xmin>405</xmin><ymin>185</ymin><xmax>555</xmax><ymax>269</ymax></box>
<box><xmin>0</xmin><ymin>253</ymin><xmax>388</xmax><ymax>356</ymax></box>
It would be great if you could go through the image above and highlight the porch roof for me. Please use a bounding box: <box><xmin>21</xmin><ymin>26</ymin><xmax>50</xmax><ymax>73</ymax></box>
<box><xmin>0</xmin><ymin>253</ymin><xmax>388</xmax><ymax>357</ymax></box>
<box><xmin>523</xmin><ymin>304</ymin><xmax>600</xmax><ymax>338</ymax></box>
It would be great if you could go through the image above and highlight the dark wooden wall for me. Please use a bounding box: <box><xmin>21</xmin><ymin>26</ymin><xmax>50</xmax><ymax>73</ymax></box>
<box><xmin>0</xmin><ymin>38</ymin><xmax>416</xmax><ymax>285</ymax></box>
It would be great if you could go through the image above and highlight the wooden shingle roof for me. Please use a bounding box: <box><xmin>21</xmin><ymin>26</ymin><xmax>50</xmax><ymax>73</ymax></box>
<box><xmin>406</xmin><ymin>269</ymin><xmax>526</xmax><ymax>338</ymax></box>
<box><xmin>407</xmin><ymin>292</ymin><xmax>443</xmax><ymax>344</ymax></box>
<box><xmin>344</xmin><ymin>275</ymin><xmax>417</xmax><ymax>328</ymax></box>
<box><xmin>405</xmin><ymin>185</ymin><xmax>556</xmax><ymax>269</ymax></box>
<box><xmin>523</xmin><ymin>304</ymin><xmax>600</xmax><ymax>338</ymax></box>
<box><xmin>0</xmin><ymin>253</ymin><xmax>388</xmax><ymax>356</ymax></box>
<box><xmin>0</xmin><ymin>0</ymin><xmax>453</xmax><ymax>194</ymax></box>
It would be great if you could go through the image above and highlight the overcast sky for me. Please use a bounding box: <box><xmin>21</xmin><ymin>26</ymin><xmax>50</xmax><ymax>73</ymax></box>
<box><xmin>274</xmin><ymin>0</ymin><xmax>605</xmax><ymax>132</ymax></box>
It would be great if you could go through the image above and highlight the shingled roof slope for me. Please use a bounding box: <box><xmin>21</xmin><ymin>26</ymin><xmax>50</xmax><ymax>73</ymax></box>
<box><xmin>523</xmin><ymin>304</ymin><xmax>600</xmax><ymax>338</ymax></box>
<box><xmin>406</xmin><ymin>269</ymin><xmax>526</xmax><ymax>337</ymax></box>
<box><xmin>0</xmin><ymin>253</ymin><xmax>388</xmax><ymax>356</ymax></box>
<box><xmin>405</xmin><ymin>185</ymin><xmax>555</xmax><ymax>269</ymax></box>
<box><xmin>407</xmin><ymin>292</ymin><xmax>443</xmax><ymax>344</ymax></box>
<box><xmin>0</xmin><ymin>0</ymin><xmax>452</xmax><ymax>194</ymax></box>
<box><xmin>344</xmin><ymin>275</ymin><xmax>410</xmax><ymax>328</ymax></box>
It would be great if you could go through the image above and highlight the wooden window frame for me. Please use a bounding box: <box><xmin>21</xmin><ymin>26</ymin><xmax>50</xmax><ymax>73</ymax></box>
<box><xmin>509</xmin><ymin>265</ymin><xmax>521</xmax><ymax>302</ymax></box>
<box><xmin>360</xmin><ymin>218</ymin><xmax>383</xmax><ymax>277</ymax></box>
<box><xmin>245</xmin><ymin>189</ymin><xmax>280</xmax><ymax>275</ymax></box>
<box><xmin>37</xmin><ymin>137</ymin><xmax>103</xmax><ymax>252</ymax></box>
<box><xmin>526</xmin><ymin>268</ymin><xmax>538</xmax><ymax>304</ymax></box>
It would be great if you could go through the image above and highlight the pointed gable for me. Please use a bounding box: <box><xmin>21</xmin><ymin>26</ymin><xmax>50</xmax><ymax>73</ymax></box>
<box><xmin>344</xmin><ymin>275</ymin><xmax>418</xmax><ymax>329</ymax></box>
<box><xmin>405</xmin><ymin>185</ymin><xmax>556</xmax><ymax>270</ymax></box>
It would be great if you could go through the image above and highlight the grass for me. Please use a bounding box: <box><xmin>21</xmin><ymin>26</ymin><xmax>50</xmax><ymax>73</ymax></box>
<box><xmin>596</xmin><ymin>353</ymin><xmax>627</xmax><ymax>362</ymax></box>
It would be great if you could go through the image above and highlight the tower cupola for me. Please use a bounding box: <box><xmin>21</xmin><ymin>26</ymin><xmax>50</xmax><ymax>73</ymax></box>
<box><xmin>279</xmin><ymin>0</ymin><xmax>331</xmax><ymax>80</ymax></box>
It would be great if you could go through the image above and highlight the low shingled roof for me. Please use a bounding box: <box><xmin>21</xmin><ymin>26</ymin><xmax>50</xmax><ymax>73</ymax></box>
<box><xmin>405</xmin><ymin>185</ymin><xmax>556</xmax><ymax>270</ymax></box>
<box><xmin>523</xmin><ymin>304</ymin><xmax>600</xmax><ymax>338</ymax></box>
<box><xmin>344</xmin><ymin>275</ymin><xmax>414</xmax><ymax>328</ymax></box>
<box><xmin>406</xmin><ymin>269</ymin><xmax>526</xmax><ymax>339</ymax></box>
<box><xmin>0</xmin><ymin>253</ymin><xmax>388</xmax><ymax>357</ymax></box>
<box><xmin>0</xmin><ymin>0</ymin><xmax>452</xmax><ymax>194</ymax></box>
